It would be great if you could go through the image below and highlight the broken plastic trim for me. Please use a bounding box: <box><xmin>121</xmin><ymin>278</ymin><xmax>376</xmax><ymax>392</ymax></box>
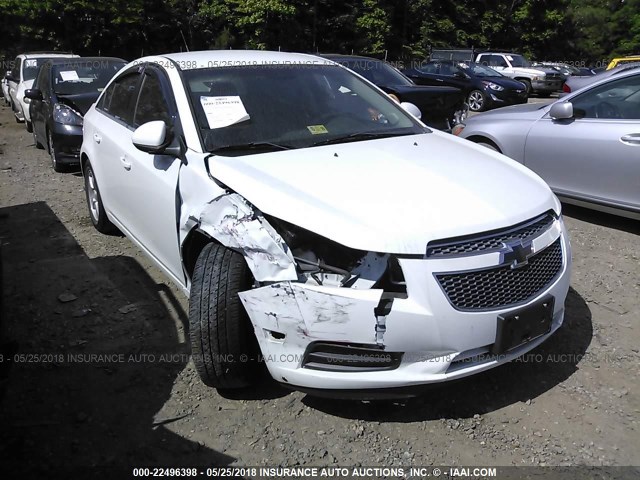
<box><xmin>194</xmin><ymin>193</ymin><xmax>298</xmax><ymax>282</ymax></box>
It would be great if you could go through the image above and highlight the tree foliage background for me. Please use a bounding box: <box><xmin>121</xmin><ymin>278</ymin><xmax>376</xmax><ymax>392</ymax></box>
<box><xmin>0</xmin><ymin>0</ymin><xmax>638</xmax><ymax>65</ymax></box>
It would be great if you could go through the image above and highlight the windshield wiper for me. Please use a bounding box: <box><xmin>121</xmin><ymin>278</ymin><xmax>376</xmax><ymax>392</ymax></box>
<box><xmin>210</xmin><ymin>141</ymin><xmax>293</xmax><ymax>154</ymax></box>
<box><xmin>311</xmin><ymin>130</ymin><xmax>416</xmax><ymax>147</ymax></box>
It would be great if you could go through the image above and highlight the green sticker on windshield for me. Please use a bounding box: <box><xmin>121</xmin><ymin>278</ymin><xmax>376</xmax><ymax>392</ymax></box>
<box><xmin>307</xmin><ymin>125</ymin><xmax>328</xmax><ymax>135</ymax></box>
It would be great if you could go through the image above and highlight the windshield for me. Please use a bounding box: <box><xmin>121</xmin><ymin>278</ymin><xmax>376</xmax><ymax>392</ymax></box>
<box><xmin>184</xmin><ymin>64</ymin><xmax>426</xmax><ymax>154</ymax></box>
<box><xmin>464</xmin><ymin>63</ymin><xmax>502</xmax><ymax>78</ymax></box>
<box><xmin>53</xmin><ymin>60</ymin><xmax>126</xmax><ymax>95</ymax></box>
<box><xmin>22</xmin><ymin>58</ymin><xmax>49</xmax><ymax>81</ymax></box>
<box><xmin>508</xmin><ymin>55</ymin><xmax>531</xmax><ymax>68</ymax></box>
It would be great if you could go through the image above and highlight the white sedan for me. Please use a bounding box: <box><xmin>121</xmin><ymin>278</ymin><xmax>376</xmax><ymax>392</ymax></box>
<box><xmin>80</xmin><ymin>51</ymin><xmax>571</xmax><ymax>395</ymax></box>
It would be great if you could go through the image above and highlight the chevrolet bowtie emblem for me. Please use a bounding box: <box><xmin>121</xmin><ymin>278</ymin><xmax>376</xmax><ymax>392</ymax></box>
<box><xmin>500</xmin><ymin>240</ymin><xmax>533</xmax><ymax>269</ymax></box>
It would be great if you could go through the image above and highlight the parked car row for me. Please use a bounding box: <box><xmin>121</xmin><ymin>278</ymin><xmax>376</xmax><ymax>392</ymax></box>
<box><xmin>4</xmin><ymin>49</ymin><xmax>574</xmax><ymax>397</ymax></box>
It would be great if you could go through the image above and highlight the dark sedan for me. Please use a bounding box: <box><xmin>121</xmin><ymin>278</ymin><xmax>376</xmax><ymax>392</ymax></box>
<box><xmin>403</xmin><ymin>61</ymin><xmax>528</xmax><ymax>112</ymax></box>
<box><xmin>26</xmin><ymin>57</ymin><xmax>126</xmax><ymax>171</ymax></box>
<box><xmin>322</xmin><ymin>54</ymin><xmax>467</xmax><ymax>131</ymax></box>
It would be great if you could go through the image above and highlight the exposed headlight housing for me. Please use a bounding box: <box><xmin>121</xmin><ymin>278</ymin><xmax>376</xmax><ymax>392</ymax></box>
<box><xmin>53</xmin><ymin>103</ymin><xmax>83</xmax><ymax>126</ymax></box>
<box><xmin>265</xmin><ymin>215</ymin><xmax>407</xmax><ymax>295</ymax></box>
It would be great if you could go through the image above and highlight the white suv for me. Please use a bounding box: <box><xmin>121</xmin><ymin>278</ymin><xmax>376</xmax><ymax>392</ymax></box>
<box><xmin>6</xmin><ymin>52</ymin><xmax>78</xmax><ymax>130</ymax></box>
<box><xmin>80</xmin><ymin>51</ymin><xmax>572</xmax><ymax>396</ymax></box>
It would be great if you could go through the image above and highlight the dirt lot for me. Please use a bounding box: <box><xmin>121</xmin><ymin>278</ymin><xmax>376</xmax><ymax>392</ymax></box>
<box><xmin>0</xmin><ymin>101</ymin><xmax>638</xmax><ymax>478</ymax></box>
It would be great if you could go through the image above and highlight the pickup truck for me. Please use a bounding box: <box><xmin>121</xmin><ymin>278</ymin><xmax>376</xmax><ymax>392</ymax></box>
<box><xmin>475</xmin><ymin>52</ymin><xmax>563</xmax><ymax>96</ymax></box>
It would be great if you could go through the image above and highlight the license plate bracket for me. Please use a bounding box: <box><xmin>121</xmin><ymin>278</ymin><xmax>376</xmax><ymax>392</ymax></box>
<box><xmin>492</xmin><ymin>296</ymin><xmax>555</xmax><ymax>355</ymax></box>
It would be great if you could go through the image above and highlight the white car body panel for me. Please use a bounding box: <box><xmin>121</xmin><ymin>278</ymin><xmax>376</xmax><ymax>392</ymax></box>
<box><xmin>208</xmin><ymin>132</ymin><xmax>559</xmax><ymax>254</ymax></box>
<box><xmin>81</xmin><ymin>50</ymin><xmax>572</xmax><ymax>391</ymax></box>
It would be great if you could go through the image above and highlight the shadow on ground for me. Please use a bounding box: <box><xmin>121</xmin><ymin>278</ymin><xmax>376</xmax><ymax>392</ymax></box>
<box><xmin>0</xmin><ymin>202</ymin><xmax>234</xmax><ymax>474</ymax></box>
<box><xmin>303</xmin><ymin>287</ymin><xmax>592</xmax><ymax>421</ymax></box>
<box><xmin>562</xmin><ymin>204</ymin><xmax>639</xmax><ymax>235</ymax></box>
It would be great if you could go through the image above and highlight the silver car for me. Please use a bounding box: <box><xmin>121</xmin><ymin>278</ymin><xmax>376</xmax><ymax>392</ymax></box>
<box><xmin>458</xmin><ymin>69</ymin><xmax>640</xmax><ymax>219</ymax></box>
<box><xmin>563</xmin><ymin>62</ymin><xmax>640</xmax><ymax>93</ymax></box>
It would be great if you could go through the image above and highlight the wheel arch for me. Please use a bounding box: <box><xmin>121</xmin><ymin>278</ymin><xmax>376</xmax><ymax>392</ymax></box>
<box><xmin>465</xmin><ymin>135</ymin><xmax>502</xmax><ymax>153</ymax></box>
<box><xmin>181</xmin><ymin>227</ymin><xmax>225</xmax><ymax>282</ymax></box>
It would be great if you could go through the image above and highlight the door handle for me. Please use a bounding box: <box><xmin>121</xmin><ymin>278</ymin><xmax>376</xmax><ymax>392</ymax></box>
<box><xmin>620</xmin><ymin>134</ymin><xmax>640</xmax><ymax>145</ymax></box>
<box><xmin>93</xmin><ymin>133</ymin><xmax>101</xmax><ymax>144</ymax></box>
<box><xmin>120</xmin><ymin>156</ymin><xmax>132</xmax><ymax>171</ymax></box>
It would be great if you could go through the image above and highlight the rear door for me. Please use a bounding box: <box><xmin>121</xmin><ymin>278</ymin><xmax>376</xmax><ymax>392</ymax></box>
<box><xmin>524</xmin><ymin>74</ymin><xmax>640</xmax><ymax>212</ymax></box>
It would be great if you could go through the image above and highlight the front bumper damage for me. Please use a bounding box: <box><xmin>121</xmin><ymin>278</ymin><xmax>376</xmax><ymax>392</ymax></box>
<box><xmin>184</xmin><ymin>192</ymin><xmax>572</xmax><ymax>391</ymax></box>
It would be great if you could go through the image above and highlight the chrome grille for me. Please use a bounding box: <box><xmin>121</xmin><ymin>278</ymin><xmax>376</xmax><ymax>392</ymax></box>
<box><xmin>435</xmin><ymin>238</ymin><xmax>563</xmax><ymax>311</ymax></box>
<box><xmin>427</xmin><ymin>212</ymin><xmax>555</xmax><ymax>258</ymax></box>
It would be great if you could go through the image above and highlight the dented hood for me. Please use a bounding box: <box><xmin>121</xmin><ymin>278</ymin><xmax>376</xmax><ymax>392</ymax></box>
<box><xmin>207</xmin><ymin>133</ymin><xmax>559</xmax><ymax>254</ymax></box>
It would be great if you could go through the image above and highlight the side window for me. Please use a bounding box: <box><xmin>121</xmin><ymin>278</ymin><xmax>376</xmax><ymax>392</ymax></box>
<box><xmin>97</xmin><ymin>72</ymin><xmax>140</xmax><ymax>126</ymax></box>
<box><xmin>43</xmin><ymin>65</ymin><xmax>52</xmax><ymax>96</ymax></box>
<box><xmin>571</xmin><ymin>74</ymin><xmax>640</xmax><ymax>120</ymax></box>
<box><xmin>477</xmin><ymin>55</ymin><xmax>489</xmax><ymax>66</ymax></box>
<box><xmin>489</xmin><ymin>55</ymin><xmax>508</xmax><ymax>67</ymax></box>
<box><xmin>12</xmin><ymin>57</ymin><xmax>21</xmax><ymax>80</ymax></box>
<box><xmin>133</xmin><ymin>71</ymin><xmax>172</xmax><ymax>127</ymax></box>
<box><xmin>418</xmin><ymin>63</ymin><xmax>438</xmax><ymax>74</ymax></box>
<box><xmin>439</xmin><ymin>63</ymin><xmax>455</xmax><ymax>76</ymax></box>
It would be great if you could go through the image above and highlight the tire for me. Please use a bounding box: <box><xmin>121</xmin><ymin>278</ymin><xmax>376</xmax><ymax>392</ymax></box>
<box><xmin>48</xmin><ymin>130</ymin><xmax>65</xmax><ymax>172</ymax></box>
<box><xmin>477</xmin><ymin>141</ymin><xmax>499</xmax><ymax>152</ymax></box>
<box><xmin>33</xmin><ymin>128</ymin><xmax>44</xmax><ymax>149</ymax></box>
<box><xmin>26</xmin><ymin>120</ymin><xmax>32</xmax><ymax>133</ymax></box>
<box><xmin>189</xmin><ymin>243</ymin><xmax>259</xmax><ymax>389</ymax></box>
<box><xmin>83</xmin><ymin>160</ymin><xmax>117</xmax><ymax>234</ymax></box>
<box><xmin>467</xmin><ymin>90</ymin><xmax>487</xmax><ymax>112</ymax></box>
<box><xmin>520</xmin><ymin>79</ymin><xmax>532</xmax><ymax>95</ymax></box>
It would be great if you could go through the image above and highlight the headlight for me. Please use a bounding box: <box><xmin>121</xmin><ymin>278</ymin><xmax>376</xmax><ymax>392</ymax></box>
<box><xmin>532</xmin><ymin>76</ymin><xmax>544</xmax><ymax>81</ymax></box>
<box><xmin>53</xmin><ymin>104</ymin><xmax>83</xmax><ymax>126</ymax></box>
<box><xmin>482</xmin><ymin>81</ymin><xmax>504</xmax><ymax>91</ymax></box>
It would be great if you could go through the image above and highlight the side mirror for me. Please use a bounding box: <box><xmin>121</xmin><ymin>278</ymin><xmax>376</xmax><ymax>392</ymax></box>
<box><xmin>132</xmin><ymin>120</ymin><xmax>185</xmax><ymax>158</ymax></box>
<box><xmin>24</xmin><ymin>89</ymin><xmax>42</xmax><ymax>101</ymax></box>
<box><xmin>453</xmin><ymin>71</ymin><xmax>467</xmax><ymax>79</ymax></box>
<box><xmin>549</xmin><ymin>102</ymin><xmax>574</xmax><ymax>120</ymax></box>
<box><xmin>400</xmin><ymin>101</ymin><xmax>422</xmax><ymax>120</ymax></box>
<box><xmin>132</xmin><ymin>121</ymin><xmax>170</xmax><ymax>154</ymax></box>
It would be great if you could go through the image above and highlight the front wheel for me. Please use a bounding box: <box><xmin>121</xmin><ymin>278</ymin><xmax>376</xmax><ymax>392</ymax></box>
<box><xmin>26</xmin><ymin>120</ymin><xmax>32</xmax><ymax>133</ymax></box>
<box><xmin>83</xmin><ymin>160</ymin><xmax>117</xmax><ymax>234</ymax></box>
<box><xmin>467</xmin><ymin>90</ymin><xmax>486</xmax><ymax>112</ymax></box>
<box><xmin>189</xmin><ymin>243</ymin><xmax>259</xmax><ymax>389</ymax></box>
<box><xmin>520</xmin><ymin>79</ymin><xmax>532</xmax><ymax>95</ymax></box>
<box><xmin>48</xmin><ymin>130</ymin><xmax>64</xmax><ymax>173</ymax></box>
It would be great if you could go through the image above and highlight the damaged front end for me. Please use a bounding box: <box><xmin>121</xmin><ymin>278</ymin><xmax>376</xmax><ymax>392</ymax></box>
<box><xmin>183</xmin><ymin>192</ymin><xmax>410</xmax><ymax>383</ymax></box>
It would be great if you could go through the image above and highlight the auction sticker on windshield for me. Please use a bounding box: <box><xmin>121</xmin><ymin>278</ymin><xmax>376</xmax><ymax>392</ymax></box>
<box><xmin>307</xmin><ymin>125</ymin><xmax>328</xmax><ymax>134</ymax></box>
<box><xmin>59</xmin><ymin>71</ymin><xmax>80</xmax><ymax>81</ymax></box>
<box><xmin>200</xmin><ymin>95</ymin><xmax>250</xmax><ymax>129</ymax></box>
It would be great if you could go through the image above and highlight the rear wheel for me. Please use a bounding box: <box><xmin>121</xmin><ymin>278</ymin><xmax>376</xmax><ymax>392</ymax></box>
<box><xmin>189</xmin><ymin>243</ymin><xmax>259</xmax><ymax>389</ymax></box>
<box><xmin>83</xmin><ymin>160</ymin><xmax>117</xmax><ymax>234</ymax></box>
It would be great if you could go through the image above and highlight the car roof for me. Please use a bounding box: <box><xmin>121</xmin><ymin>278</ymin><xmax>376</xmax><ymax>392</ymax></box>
<box><xmin>568</xmin><ymin>66</ymin><xmax>640</xmax><ymax>95</ymax></box>
<box><xmin>20</xmin><ymin>53</ymin><xmax>79</xmax><ymax>59</ymax></box>
<box><xmin>320</xmin><ymin>54</ymin><xmax>382</xmax><ymax>62</ymax></box>
<box><xmin>155</xmin><ymin>50</ymin><xmax>334</xmax><ymax>70</ymax></box>
<box><xmin>45</xmin><ymin>56</ymin><xmax>126</xmax><ymax>64</ymax></box>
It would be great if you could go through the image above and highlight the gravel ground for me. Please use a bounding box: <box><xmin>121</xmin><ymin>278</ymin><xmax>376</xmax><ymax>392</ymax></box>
<box><xmin>0</xmin><ymin>101</ymin><xmax>638</xmax><ymax>478</ymax></box>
